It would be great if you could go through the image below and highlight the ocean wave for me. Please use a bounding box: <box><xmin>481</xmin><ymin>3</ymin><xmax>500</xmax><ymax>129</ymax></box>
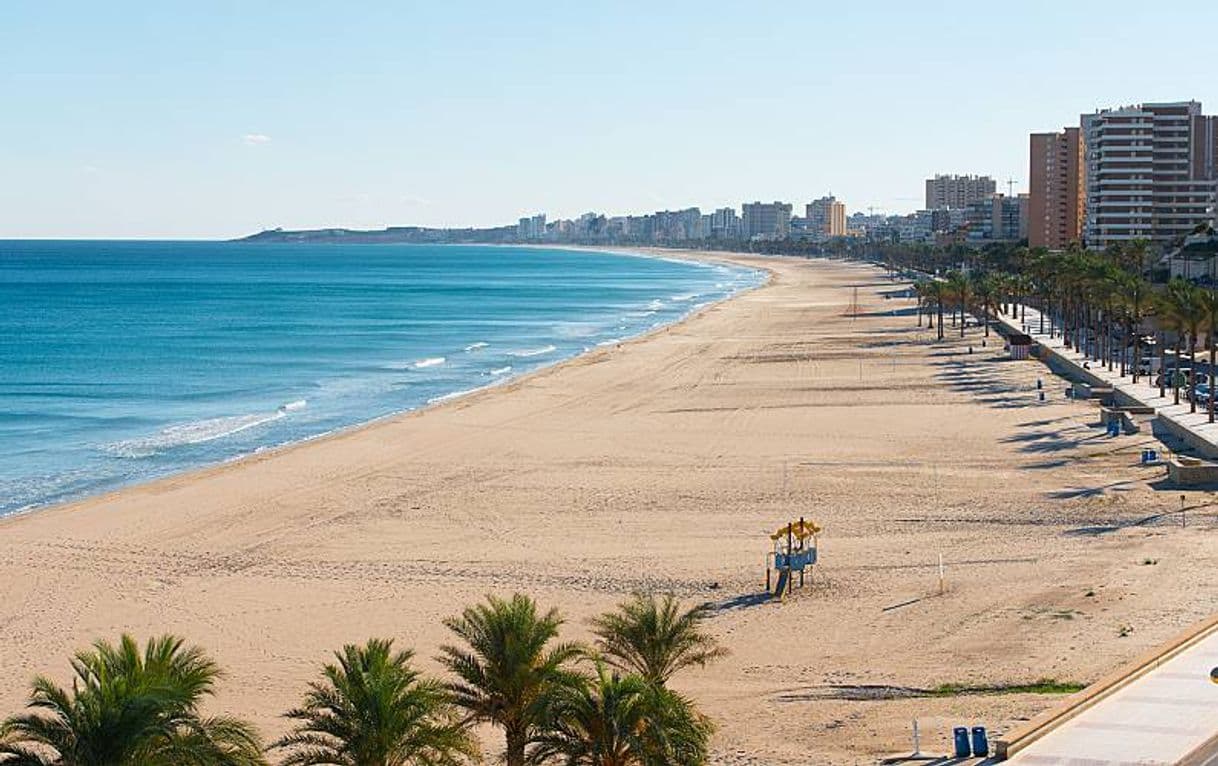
<box><xmin>279</xmin><ymin>399</ymin><xmax>307</xmax><ymax>412</ymax></box>
<box><xmin>670</xmin><ymin>293</ymin><xmax>697</xmax><ymax>302</ymax></box>
<box><xmin>413</xmin><ymin>357</ymin><xmax>446</xmax><ymax>369</ymax></box>
<box><xmin>427</xmin><ymin>386</ymin><xmax>486</xmax><ymax>405</ymax></box>
<box><xmin>489</xmin><ymin>366</ymin><xmax>512</xmax><ymax>376</ymax></box>
<box><xmin>105</xmin><ymin>411</ymin><xmax>284</xmax><ymax>458</ymax></box>
<box><xmin>648</xmin><ymin>299</ymin><xmax>664</xmax><ymax>310</ymax></box>
<box><xmin>508</xmin><ymin>345</ymin><xmax>557</xmax><ymax>358</ymax></box>
<box><xmin>464</xmin><ymin>342</ymin><xmax>489</xmax><ymax>352</ymax></box>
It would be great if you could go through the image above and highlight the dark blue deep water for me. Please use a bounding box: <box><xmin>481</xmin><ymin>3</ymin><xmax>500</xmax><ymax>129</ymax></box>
<box><xmin>0</xmin><ymin>241</ymin><xmax>761</xmax><ymax>515</ymax></box>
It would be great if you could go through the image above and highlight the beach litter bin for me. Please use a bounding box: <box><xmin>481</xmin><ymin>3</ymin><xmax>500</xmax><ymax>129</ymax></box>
<box><xmin>971</xmin><ymin>726</ymin><xmax>989</xmax><ymax>758</ymax></box>
<box><xmin>953</xmin><ymin>727</ymin><xmax>970</xmax><ymax>758</ymax></box>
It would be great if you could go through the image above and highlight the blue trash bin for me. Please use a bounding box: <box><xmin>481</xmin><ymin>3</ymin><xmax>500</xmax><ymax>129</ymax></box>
<box><xmin>971</xmin><ymin>726</ymin><xmax>989</xmax><ymax>757</ymax></box>
<box><xmin>953</xmin><ymin>727</ymin><xmax>970</xmax><ymax>758</ymax></box>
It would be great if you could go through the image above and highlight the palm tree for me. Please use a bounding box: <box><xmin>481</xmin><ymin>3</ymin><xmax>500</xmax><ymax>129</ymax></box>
<box><xmin>532</xmin><ymin>664</ymin><xmax>712</xmax><ymax>766</ymax></box>
<box><xmin>971</xmin><ymin>275</ymin><xmax>998</xmax><ymax>338</ymax></box>
<box><xmin>438</xmin><ymin>594</ymin><xmax>584</xmax><ymax>766</ymax></box>
<box><xmin>589</xmin><ymin>594</ymin><xmax>727</xmax><ymax>688</ymax></box>
<box><xmin>1164</xmin><ymin>278</ymin><xmax>1208</xmax><ymax>409</ymax></box>
<box><xmin>273</xmin><ymin>639</ymin><xmax>477</xmax><ymax>766</ymax></box>
<box><xmin>1201</xmin><ymin>288</ymin><xmax>1218</xmax><ymax>423</ymax></box>
<box><xmin>0</xmin><ymin>634</ymin><xmax>264</xmax><ymax>766</ymax></box>
<box><xmin>1117</xmin><ymin>273</ymin><xmax>1151</xmax><ymax>382</ymax></box>
<box><xmin>945</xmin><ymin>272</ymin><xmax>971</xmax><ymax>337</ymax></box>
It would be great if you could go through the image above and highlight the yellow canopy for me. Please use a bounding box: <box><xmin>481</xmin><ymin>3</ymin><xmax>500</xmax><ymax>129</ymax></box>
<box><xmin>770</xmin><ymin>520</ymin><xmax>821</xmax><ymax>541</ymax></box>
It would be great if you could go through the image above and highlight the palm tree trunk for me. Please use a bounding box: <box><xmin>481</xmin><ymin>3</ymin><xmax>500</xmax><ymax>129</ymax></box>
<box><xmin>1175</xmin><ymin>333</ymin><xmax>1183</xmax><ymax>405</ymax></box>
<box><xmin>1160</xmin><ymin>331</ymin><xmax>1167</xmax><ymax>397</ymax></box>
<box><xmin>505</xmin><ymin>727</ymin><xmax>527</xmax><ymax>766</ymax></box>
<box><xmin>1209</xmin><ymin>325</ymin><xmax>1215</xmax><ymax>423</ymax></box>
<box><xmin>1190</xmin><ymin>326</ymin><xmax>1199</xmax><ymax>413</ymax></box>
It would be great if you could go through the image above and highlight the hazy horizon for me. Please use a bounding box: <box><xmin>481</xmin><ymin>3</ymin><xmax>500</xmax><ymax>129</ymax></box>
<box><xmin>3</xmin><ymin>1</ymin><xmax>1217</xmax><ymax>239</ymax></box>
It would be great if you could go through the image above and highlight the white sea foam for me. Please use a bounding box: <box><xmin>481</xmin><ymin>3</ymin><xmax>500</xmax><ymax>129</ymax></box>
<box><xmin>670</xmin><ymin>293</ymin><xmax>696</xmax><ymax>302</ymax></box>
<box><xmin>489</xmin><ymin>366</ymin><xmax>512</xmax><ymax>376</ymax></box>
<box><xmin>427</xmin><ymin>386</ymin><xmax>485</xmax><ymax>404</ymax></box>
<box><xmin>413</xmin><ymin>357</ymin><xmax>446</xmax><ymax>369</ymax></box>
<box><xmin>508</xmin><ymin>345</ymin><xmax>557</xmax><ymax>358</ymax></box>
<box><xmin>279</xmin><ymin>399</ymin><xmax>308</xmax><ymax>412</ymax></box>
<box><xmin>464</xmin><ymin>342</ymin><xmax>489</xmax><ymax>352</ymax></box>
<box><xmin>648</xmin><ymin>299</ymin><xmax>665</xmax><ymax>310</ymax></box>
<box><xmin>106</xmin><ymin>412</ymin><xmax>284</xmax><ymax>458</ymax></box>
<box><xmin>554</xmin><ymin>322</ymin><xmax>602</xmax><ymax>338</ymax></box>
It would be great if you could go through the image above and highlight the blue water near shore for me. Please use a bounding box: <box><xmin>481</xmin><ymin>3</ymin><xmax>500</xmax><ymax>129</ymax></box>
<box><xmin>0</xmin><ymin>241</ymin><xmax>762</xmax><ymax>515</ymax></box>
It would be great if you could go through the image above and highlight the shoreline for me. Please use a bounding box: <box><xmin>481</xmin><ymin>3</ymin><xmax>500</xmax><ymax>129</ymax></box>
<box><xmin>0</xmin><ymin>246</ymin><xmax>772</xmax><ymax>525</ymax></box>
<box><xmin>3</xmin><ymin>251</ymin><xmax>1210</xmax><ymax>764</ymax></box>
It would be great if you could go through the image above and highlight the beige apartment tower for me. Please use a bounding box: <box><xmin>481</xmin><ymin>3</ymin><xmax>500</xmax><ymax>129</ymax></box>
<box><xmin>1028</xmin><ymin>127</ymin><xmax>1084</xmax><ymax>250</ymax></box>
<box><xmin>806</xmin><ymin>196</ymin><xmax>846</xmax><ymax>237</ymax></box>
<box><xmin>925</xmin><ymin>174</ymin><xmax>996</xmax><ymax>209</ymax></box>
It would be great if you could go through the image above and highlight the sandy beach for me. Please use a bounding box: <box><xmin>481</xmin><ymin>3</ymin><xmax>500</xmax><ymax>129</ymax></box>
<box><xmin>2</xmin><ymin>251</ymin><xmax>1215</xmax><ymax>764</ymax></box>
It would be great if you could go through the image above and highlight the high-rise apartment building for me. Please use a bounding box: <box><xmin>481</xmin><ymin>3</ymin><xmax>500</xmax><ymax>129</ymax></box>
<box><xmin>964</xmin><ymin>194</ymin><xmax>1027</xmax><ymax>242</ymax></box>
<box><xmin>741</xmin><ymin>201</ymin><xmax>792</xmax><ymax>239</ymax></box>
<box><xmin>925</xmin><ymin>174</ymin><xmax>997</xmax><ymax>209</ymax></box>
<box><xmin>1029</xmin><ymin>127</ymin><xmax>1084</xmax><ymax>250</ymax></box>
<box><xmin>1082</xmin><ymin>101</ymin><xmax>1218</xmax><ymax>247</ymax></box>
<box><xmin>709</xmin><ymin>207</ymin><xmax>741</xmax><ymax>239</ymax></box>
<box><xmin>806</xmin><ymin>196</ymin><xmax>846</xmax><ymax>237</ymax></box>
<box><xmin>517</xmin><ymin>213</ymin><xmax>547</xmax><ymax>240</ymax></box>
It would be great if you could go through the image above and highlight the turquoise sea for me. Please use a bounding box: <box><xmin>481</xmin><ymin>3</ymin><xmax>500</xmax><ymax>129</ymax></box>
<box><xmin>0</xmin><ymin>242</ymin><xmax>762</xmax><ymax>515</ymax></box>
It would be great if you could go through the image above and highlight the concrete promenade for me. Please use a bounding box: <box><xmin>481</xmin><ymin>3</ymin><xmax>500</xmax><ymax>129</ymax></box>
<box><xmin>1004</xmin><ymin>621</ymin><xmax>1218</xmax><ymax>764</ymax></box>
<box><xmin>993</xmin><ymin>303</ymin><xmax>1218</xmax><ymax>458</ymax></box>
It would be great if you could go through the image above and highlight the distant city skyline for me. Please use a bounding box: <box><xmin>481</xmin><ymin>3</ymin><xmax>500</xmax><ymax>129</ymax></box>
<box><xmin>2</xmin><ymin>1</ymin><xmax>1217</xmax><ymax>238</ymax></box>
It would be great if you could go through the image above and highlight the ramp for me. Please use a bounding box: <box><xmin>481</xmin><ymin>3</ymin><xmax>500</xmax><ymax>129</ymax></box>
<box><xmin>772</xmin><ymin>570</ymin><xmax>789</xmax><ymax>599</ymax></box>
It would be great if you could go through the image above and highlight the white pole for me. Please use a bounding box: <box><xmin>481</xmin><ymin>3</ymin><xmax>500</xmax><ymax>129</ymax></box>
<box><xmin>913</xmin><ymin>718</ymin><xmax>921</xmax><ymax>756</ymax></box>
<box><xmin>938</xmin><ymin>553</ymin><xmax>945</xmax><ymax>595</ymax></box>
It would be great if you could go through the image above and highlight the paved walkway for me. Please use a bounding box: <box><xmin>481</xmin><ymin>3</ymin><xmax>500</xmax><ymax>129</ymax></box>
<box><xmin>1005</xmin><ymin>624</ymin><xmax>1218</xmax><ymax>765</ymax></box>
<box><xmin>993</xmin><ymin>304</ymin><xmax>1218</xmax><ymax>454</ymax></box>
<box><xmin>991</xmin><ymin>304</ymin><xmax>1218</xmax><ymax>763</ymax></box>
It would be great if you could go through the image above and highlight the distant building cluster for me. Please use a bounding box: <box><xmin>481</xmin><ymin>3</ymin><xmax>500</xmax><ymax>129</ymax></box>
<box><xmin>511</xmin><ymin>197</ymin><xmax>847</xmax><ymax>245</ymax></box>
<box><xmin>505</xmin><ymin>99</ymin><xmax>1217</xmax><ymax>254</ymax></box>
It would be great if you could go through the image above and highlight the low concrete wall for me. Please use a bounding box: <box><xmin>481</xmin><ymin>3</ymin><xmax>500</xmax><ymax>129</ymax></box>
<box><xmin>1167</xmin><ymin>457</ymin><xmax>1218</xmax><ymax>486</ymax></box>
<box><xmin>1099</xmin><ymin>408</ymin><xmax>1141</xmax><ymax>434</ymax></box>
<box><xmin>995</xmin><ymin>614</ymin><xmax>1218</xmax><ymax>759</ymax></box>
<box><xmin>1156</xmin><ymin>411</ymin><xmax>1218</xmax><ymax>459</ymax></box>
<box><xmin>995</xmin><ymin>320</ymin><xmax>1218</xmax><ymax>459</ymax></box>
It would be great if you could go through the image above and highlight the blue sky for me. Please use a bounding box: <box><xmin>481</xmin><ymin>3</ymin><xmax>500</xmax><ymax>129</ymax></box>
<box><xmin>2</xmin><ymin>1</ymin><xmax>1216</xmax><ymax>238</ymax></box>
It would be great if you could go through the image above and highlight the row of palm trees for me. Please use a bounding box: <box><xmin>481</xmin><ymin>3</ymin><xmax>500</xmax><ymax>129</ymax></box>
<box><xmin>907</xmin><ymin>241</ymin><xmax>1218</xmax><ymax>422</ymax></box>
<box><xmin>0</xmin><ymin>592</ymin><xmax>726</xmax><ymax>766</ymax></box>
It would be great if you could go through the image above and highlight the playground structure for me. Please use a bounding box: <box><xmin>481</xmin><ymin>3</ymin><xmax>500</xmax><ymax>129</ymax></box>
<box><xmin>766</xmin><ymin>517</ymin><xmax>820</xmax><ymax>599</ymax></box>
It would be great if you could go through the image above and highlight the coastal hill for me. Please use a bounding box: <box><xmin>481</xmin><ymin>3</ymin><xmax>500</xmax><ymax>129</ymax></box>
<box><xmin>235</xmin><ymin>225</ymin><xmax>517</xmax><ymax>244</ymax></box>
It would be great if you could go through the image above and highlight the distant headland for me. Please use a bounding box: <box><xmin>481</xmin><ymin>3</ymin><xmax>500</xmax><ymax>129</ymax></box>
<box><xmin>234</xmin><ymin>225</ymin><xmax>517</xmax><ymax>244</ymax></box>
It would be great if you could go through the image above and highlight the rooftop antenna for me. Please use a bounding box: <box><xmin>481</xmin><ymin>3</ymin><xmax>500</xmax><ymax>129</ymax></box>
<box><xmin>1006</xmin><ymin>177</ymin><xmax>1016</xmax><ymax>197</ymax></box>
